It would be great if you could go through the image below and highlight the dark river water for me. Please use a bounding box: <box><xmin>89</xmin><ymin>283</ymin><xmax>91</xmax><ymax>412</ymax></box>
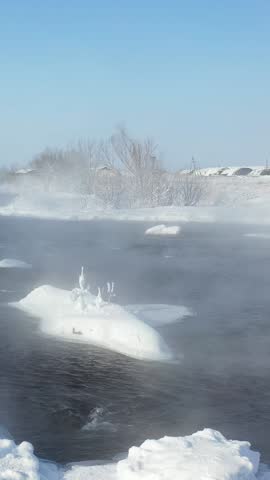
<box><xmin>0</xmin><ymin>216</ymin><xmax>270</xmax><ymax>464</ymax></box>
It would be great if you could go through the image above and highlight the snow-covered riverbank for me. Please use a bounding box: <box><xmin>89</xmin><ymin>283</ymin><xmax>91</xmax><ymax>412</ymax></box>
<box><xmin>1</xmin><ymin>176</ymin><xmax>270</xmax><ymax>225</ymax></box>
<box><xmin>1</xmin><ymin>427</ymin><xmax>269</xmax><ymax>480</ymax></box>
<box><xmin>1</xmin><ymin>192</ymin><xmax>270</xmax><ymax>225</ymax></box>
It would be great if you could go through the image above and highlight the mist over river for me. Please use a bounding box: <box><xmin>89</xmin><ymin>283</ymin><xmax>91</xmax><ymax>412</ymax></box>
<box><xmin>0</xmin><ymin>216</ymin><xmax>270</xmax><ymax>463</ymax></box>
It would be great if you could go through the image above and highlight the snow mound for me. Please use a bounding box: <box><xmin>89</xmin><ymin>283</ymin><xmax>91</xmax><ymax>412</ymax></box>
<box><xmin>0</xmin><ymin>258</ymin><xmax>32</xmax><ymax>269</ymax></box>
<box><xmin>12</xmin><ymin>285</ymin><xmax>172</xmax><ymax>361</ymax></box>
<box><xmin>126</xmin><ymin>304</ymin><xmax>192</xmax><ymax>327</ymax></box>
<box><xmin>64</xmin><ymin>428</ymin><xmax>262</xmax><ymax>480</ymax></box>
<box><xmin>0</xmin><ymin>427</ymin><xmax>267</xmax><ymax>480</ymax></box>
<box><xmin>117</xmin><ymin>429</ymin><xmax>260</xmax><ymax>480</ymax></box>
<box><xmin>145</xmin><ymin>224</ymin><xmax>181</xmax><ymax>236</ymax></box>
<box><xmin>0</xmin><ymin>437</ymin><xmax>58</xmax><ymax>480</ymax></box>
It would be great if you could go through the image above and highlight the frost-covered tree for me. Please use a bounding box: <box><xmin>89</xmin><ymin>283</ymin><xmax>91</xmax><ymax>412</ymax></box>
<box><xmin>10</xmin><ymin>127</ymin><xmax>211</xmax><ymax>208</ymax></box>
<box><xmin>172</xmin><ymin>169</ymin><xmax>208</xmax><ymax>206</ymax></box>
<box><xmin>110</xmin><ymin>127</ymin><xmax>163</xmax><ymax>207</ymax></box>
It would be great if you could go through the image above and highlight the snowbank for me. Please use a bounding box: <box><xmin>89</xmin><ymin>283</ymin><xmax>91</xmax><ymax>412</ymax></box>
<box><xmin>1</xmin><ymin>178</ymin><xmax>270</xmax><ymax>225</ymax></box>
<box><xmin>1</xmin><ymin>427</ymin><xmax>268</xmax><ymax>480</ymax></box>
<box><xmin>0</xmin><ymin>437</ymin><xmax>58</xmax><ymax>480</ymax></box>
<box><xmin>12</xmin><ymin>285</ymin><xmax>173</xmax><ymax>361</ymax></box>
<box><xmin>0</xmin><ymin>258</ymin><xmax>32</xmax><ymax>269</ymax></box>
<box><xmin>117</xmin><ymin>429</ymin><xmax>260</xmax><ymax>480</ymax></box>
<box><xmin>0</xmin><ymin>191</ymin><xmax>104</xmax><ymax>220</ymax></box>
<box><xmin>63</xmin><ymin>429</ymin><xmax>263</xmax><ymax>480</ymax></box>
<box><xmin>1</xmin><ymin>201</ymin><xmax>270</xmax><ymax>226</ymax></box>
<box><xmin>64</xmin><ymin>463</ymin><xmax>117</xmax><ymax>479</ymax></box>
<box><xmin>145</xmin><ymin>224</ymin><xmax>181</xmax><ymax>236</ymax></box>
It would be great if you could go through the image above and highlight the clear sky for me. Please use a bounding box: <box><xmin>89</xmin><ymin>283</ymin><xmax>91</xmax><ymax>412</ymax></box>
<box><xmin>0</xmin><ymin>0</ymin><xmax>270</xmax><ymax>169</ymax></box>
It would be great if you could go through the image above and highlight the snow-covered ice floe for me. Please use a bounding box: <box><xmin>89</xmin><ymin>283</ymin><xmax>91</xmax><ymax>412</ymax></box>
<box><xmin>126</xmin><ymin>304</ymin><xmax>192</xmax><ymax>327</ymax></box>
<box><xmin>11</xmin><ymin>283</ymin><xmax>175</xmax><ymax>362</ymax></box>
<box><xmin>1</xmin><ymin>427</ymin><xmax>268</xmax><ymax>480</ymax></box>
<box><xmin>145</xmin><ymin>224</ymin><xmax>181</xmax><ymax>236</ymax></box>
<box><xmin>0</xmin><ymin>258</ymin><xmax>32</xmax><ymax>269</ymax></box>
<box><xmin>10</xmin><ymin>268</ymin><xmax>191</xmax><ymax>361</ymax></box>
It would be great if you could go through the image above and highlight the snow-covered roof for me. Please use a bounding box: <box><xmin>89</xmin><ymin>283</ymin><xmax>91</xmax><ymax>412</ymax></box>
<box><xmin>15</xmin><ymin>168</ymin><xmax>36</xmax><ymax>175</ymax></box>
<box><xmin>180</xmin><ymin>166</ymin><xmax>268</xmax><ymax>177</ymax></box>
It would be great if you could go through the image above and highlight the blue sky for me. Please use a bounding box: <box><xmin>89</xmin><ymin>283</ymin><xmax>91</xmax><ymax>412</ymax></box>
<box><xmin>0</xmin><ymin>0</ymin><xmax>270</xmax><ymax>169</ymax></box>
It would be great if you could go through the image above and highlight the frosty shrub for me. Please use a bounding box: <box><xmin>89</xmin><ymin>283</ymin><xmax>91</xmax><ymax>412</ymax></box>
<box><xmin>172</xmin><ymin>172</ymin><xmax>208</xmax><ymax>206</ymax></box>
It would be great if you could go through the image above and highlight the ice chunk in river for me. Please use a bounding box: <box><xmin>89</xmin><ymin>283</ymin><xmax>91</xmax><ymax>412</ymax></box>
<box><xmin>0</xmin><ymin>258</ymin><xmax>32</xmax><ymax>268</ymax></box>
<box><xmin>12</xmin><ymin>285</ymin><xmax>173</xmax><ymax>361</ymax></box>
<box><xmin>145</xmin><ymin>224</ymin><xmax>181</xmax><ymax>236</ymax></box>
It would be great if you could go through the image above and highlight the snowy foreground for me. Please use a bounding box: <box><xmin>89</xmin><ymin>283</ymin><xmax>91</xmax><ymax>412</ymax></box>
<box><xmin>0</xmin><ymin>436</ymin><xmax>59</xmax><ymax>480</ymax></box>
<box><xmin>1</xmin><ymin>428</ymin><xmax>270</xmax><ymax>480</ymax></box>
<box><xmin>11</xmin><ymin>272</ymin><xmax>190</xmax><ymax>361</ymax></box>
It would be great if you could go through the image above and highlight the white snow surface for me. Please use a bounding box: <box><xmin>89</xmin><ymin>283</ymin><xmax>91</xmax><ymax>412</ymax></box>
<box><xmin>12</xmin><ymin>285</ymin><xmax>173</xmax><ymax>361</ymax></box>
<box><xmin>0</xmin><ymin>437</ymin><xmax>58</xmax><ymax>480</ymax></box>
<box><xmin>1</xmin><ymin>176</ymin><xmax>270</xmax><ymax>225</ymax></box>
<box><xmin>15</xmin><ymin>168</ymin><xmax>36</xmax><ymax>175</ymax></box>
<box><xmin>126</xmin><ymin>304</ymin><xmax>192</xmax><ymax>327</ymax></box>
<box><xmin>64</xmin><ymin>463</ymin><xmax>117</xmax><ymax>480</ymax></box>
<box><xmin>0</xmin><ymin>258</ymin><xmax>32</xmax><ymax>269</ymax></box>
<box><xmin>117</xmin><ymin>429</ymin><xmax>260</xmax><ymax>480</ymax></box>
<box><xmin>1</xmin><ymin>428</ymin><xmax>266</xmax><ymax>480</ymax></box>
<box><xmin>182</xmin><ymin>166</ymin><xmax>268</xmax><ymax>177</ymax></box>
<box><xmin>145</xmin><ymin>224</ymin><xmax>181</xmax><ymax>236</ymax></box>
<box><xmin>0</xmin><ymin>191</ymin><xmax>104</xmax><ymax>220</ymax></box>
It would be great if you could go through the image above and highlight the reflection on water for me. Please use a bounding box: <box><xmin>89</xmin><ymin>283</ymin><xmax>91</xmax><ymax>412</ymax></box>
<box><xmin>0</xmin><ymin>217</ymin><xmax>270</xmax><ymax>463</ymax></box>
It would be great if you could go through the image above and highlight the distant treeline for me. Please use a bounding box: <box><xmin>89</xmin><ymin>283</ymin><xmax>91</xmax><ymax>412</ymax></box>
<box><xmin>0</xmin><ymin>128</ymin><xmax>207</xmax><ymax>208</ymax></box>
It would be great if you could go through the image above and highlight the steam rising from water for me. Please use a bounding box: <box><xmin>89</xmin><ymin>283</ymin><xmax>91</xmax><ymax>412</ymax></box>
<box><xmin>81</xmin><ymin>407</ymin><xmax>117</xmax><ymax>433</ymax></box>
